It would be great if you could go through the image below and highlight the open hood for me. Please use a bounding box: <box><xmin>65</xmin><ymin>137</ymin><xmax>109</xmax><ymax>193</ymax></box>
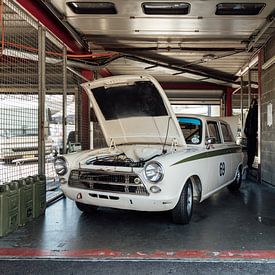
<box><xmin>81</xmin><ymin>75</ymin><xmax>186</xmax><ymax>148</ymax></box>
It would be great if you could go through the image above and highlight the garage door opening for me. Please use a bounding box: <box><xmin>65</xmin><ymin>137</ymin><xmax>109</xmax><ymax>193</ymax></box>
<box><xmin>172</xmin><ymin>104</ymin><xmax>221</xmax><ymax>117</ymax></box>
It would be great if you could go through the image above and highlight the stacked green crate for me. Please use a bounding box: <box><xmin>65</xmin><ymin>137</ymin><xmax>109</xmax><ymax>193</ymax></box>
<box><xmin>0</xmin><ymin>182</ymin><xmax>19</xmax><ymax>237</ymax></box>
<box><xmin>18</xmin><ymin>178</ymin><xmax>33</xmax><ymax>226</ymax></box>
<box><xmin>32</xmin><ymin>175</ymin><xmax>46</xmax><ymax>218</ymax></box>
<box><xmin>0</xmin><ymin>185</ymin><xmax>8</xmax><ymax>237</ymax></box>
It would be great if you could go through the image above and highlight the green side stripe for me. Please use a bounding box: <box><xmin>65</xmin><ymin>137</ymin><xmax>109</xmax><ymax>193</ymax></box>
<box><xmin>172</xmin><ymin>147</ymin><xmax>241</xmax><ymax>166</ymax></box>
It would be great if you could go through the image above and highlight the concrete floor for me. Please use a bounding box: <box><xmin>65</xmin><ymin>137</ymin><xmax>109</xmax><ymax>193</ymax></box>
<box><xmin>1</xmin><ymin>178</ymin><xmax>275</xmax><ymax>274</ymax></box>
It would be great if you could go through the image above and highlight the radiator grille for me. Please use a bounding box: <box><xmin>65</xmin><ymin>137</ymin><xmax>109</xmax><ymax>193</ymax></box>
<box><xmin>69</xmin><ymin>169</ymin><xmax>149</xmax><ymax>196</ymax></box>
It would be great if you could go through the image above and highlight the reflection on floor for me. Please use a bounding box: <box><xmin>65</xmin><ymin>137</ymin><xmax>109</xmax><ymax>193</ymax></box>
<box><xmin>46</xmin><ymin>179</ymin><xmax>64</xmax><ymax>205</ymax></box>
<box><xmin>0</xmin><ymin>178</ymin><xmax>275</xmax><ymax>255</ymax></box>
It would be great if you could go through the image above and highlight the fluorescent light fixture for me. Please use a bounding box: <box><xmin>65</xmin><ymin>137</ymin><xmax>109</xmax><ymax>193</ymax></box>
<box><xmin>236</xmin><ymin>55</ymin><xmax>258</xmax><ymax>76</ymax></box>
<box><xmin>262</xmin><ymin>56</ymin><xmax>275</xmax><ymax>70</ymax></box>
<box><xmin>142</xmin><ymin>2</ymin><xmax>190</xmax><ymax>15</ymax></box>
<box><xmin>67</xmin><ymin>2</ymin><xmax>117</xmax><ymax>14</ymax></box>
<box><xmin>202</xmin><ymin>54</ymin><xmax>216</xmax><ymax>62</ymax></box>
<box><xmin>216</xmin><ymin>3</ymin><xmax>265</xmax><ymax>16</ymax></box>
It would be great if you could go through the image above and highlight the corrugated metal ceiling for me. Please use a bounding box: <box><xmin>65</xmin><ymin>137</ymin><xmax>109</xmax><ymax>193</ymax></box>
<box><xmin>41</xmin><ymin>0</ymin><xmax>275</xmax><ymax>86</ymax></box>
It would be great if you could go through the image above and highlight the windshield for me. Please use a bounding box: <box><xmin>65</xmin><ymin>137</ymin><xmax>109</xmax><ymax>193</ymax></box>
<box><xmin>92</xmin><ymin>81</ymin><xmax>168</xmax><ymax>120</ymax></box>
<box><xmin>177</xmin><ymin>117</ymin><xmax>202</xmax><ymax>145</ymax></box>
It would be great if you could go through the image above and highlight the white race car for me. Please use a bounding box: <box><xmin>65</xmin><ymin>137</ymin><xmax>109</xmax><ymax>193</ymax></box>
<box><xmin>54</xmin><ymin>75</ymin><xmax>244</xmax><ymax>224</ymax></box>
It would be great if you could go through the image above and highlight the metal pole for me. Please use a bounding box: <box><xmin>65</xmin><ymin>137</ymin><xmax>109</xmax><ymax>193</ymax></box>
<box><xmin>208</xmin><ymin>105</ymin><xmax>211</xmax><ymax>116</ymax></box>
<box><xmin>248</xmin><ymin>68</ymin><xmax>251</xmax><ymax>107</ymax></box>
<box><xmin>75</xmin><ymin>87</ymin><xmax>79</xmax><ymax>143</ymax></box>
<box><xmin>222</xmin><ymin>93</ymin><xmax>226</xmax><ymax>116</ymax></box>
<box><xmin>62</xmin><ymin>46</ymin><xmax>67</xmax><ymax>153</ymax></box>
<box><xmin>240</xmin><ymin>76</ymin><xmax>244</xmax><ymax>127</ymax></box>
<box><xmin>67</xmin><ymin>66</ymin><xmax>89</xmax><ymax>82</ymax></box>
<box><xmin>257</xmin><ymin>50</ymin><xmax>263</xmax><ymax>182</ymax></box>
<box><xmin>38</xmin><ymin>25</ymin><xmax>46</xmax><ymax>175</ymax></box>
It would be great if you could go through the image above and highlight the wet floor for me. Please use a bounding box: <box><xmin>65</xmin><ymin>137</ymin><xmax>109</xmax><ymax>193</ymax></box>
<box><xmin>1</xmin><ymin>179</ymin><xmax>275</xmax><ymax>252</ymax></box>
<box><xmin>239</xmin><ymin>180</ymin><xmax>275</xmax><ymax>226</ymax></box>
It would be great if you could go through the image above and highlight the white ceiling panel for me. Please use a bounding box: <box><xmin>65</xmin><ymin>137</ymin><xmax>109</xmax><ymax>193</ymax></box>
<box><xmin>47</xmin><ymin>0</ymin><xmax>275</xmax><ymax>86</ymax></box>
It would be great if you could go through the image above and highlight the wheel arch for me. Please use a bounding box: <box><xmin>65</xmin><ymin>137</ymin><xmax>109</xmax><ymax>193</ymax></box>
<box><xmin>235</xmin><ymin>163</ymin><xmax>243</xmax><ymax>178</ymax></box>
<box><xmin>174</xmin><ymin>174</ymin><xmax>202</xmax><ymax>206</ymax></box>
<box><xmin>189</xmin><ymin>175</ymin><xmax>202</xmax><ymax>202</ymax></box>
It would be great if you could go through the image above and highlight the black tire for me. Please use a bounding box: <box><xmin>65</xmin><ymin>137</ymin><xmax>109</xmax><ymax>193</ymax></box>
<box><xmin>227</xmin><ymin>166</ymin><xmax>242</xmax><ymax>192</ymax></box>
<box><xmin>172</xmin><ymin>180</ymin><xmax>193</xmax><ymax>225</ymax></box>
<box><xmin>75</xmin><ymin>201</ymin><xmax>98</xmax><ymax>213</ymax></box>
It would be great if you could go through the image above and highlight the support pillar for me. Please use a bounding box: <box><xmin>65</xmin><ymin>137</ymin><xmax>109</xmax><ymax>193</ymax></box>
<box><xmin>81</xmin><ymin>70</ymin><xmax>93</xmax><ymax>150</ymax></box>
<box><xmin>257</xmin><ymin>50</ymin><xmax>263</xmax><ymax>183</ymax></box>
<box><xmin>240</xmin><ymin>76</ymin><xmax>244</xmax><ymax>127</ymax></box>
<box><xmin>248</xmin><ymin>68</ymin><xmax>252</xmax><ymax>107</ymax></box>
<box><xmin>62</xmin><ymin>46</ymin><xmax>67</xmax><ymax>153</ymax></box>
<box><xmin>225</xmin><ymin>87</ymin><xmax>233</xmax><ymax>116</ymax></box>
<box><xmin>38</xmin><ymin>25</ymin><xmax>46</xmax><ymax>175</ymax></box>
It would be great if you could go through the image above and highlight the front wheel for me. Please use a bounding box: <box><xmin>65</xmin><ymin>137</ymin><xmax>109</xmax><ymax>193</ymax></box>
<box><xmin>227</xmin><ymin>166</ymin><xmax>242</xmax><ymax>192</ymax></box>
<box><xmin>172</xmin><ymin>180</ymin><xmax>193</xmax><ymax>225</ymax></box>
<box><xmin>75</xmin><ymin>201</ymin><xmax>98</xmax><ymax>213</ymax></box>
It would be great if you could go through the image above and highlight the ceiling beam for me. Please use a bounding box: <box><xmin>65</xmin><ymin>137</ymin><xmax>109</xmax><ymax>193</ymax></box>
<box><xmin>160</xmin><ymin>83</ymin><xmax>224</xmax><ymax>90</ymax></box>
<box><xmin>103</xmin><ymin>47</ymin><xmax>246</xmax><ymax>52</ymax></box>
<box><xmin>123</xmin><ymin>52</ymin><xmax>237</xmax><ymax>84</ymax></box>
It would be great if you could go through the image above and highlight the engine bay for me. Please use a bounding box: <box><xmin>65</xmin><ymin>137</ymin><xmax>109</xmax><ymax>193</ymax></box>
<box><xmin>86</xmin><ymin>153</ymin><xmax>146</xmax><ymax>168</ymax></box>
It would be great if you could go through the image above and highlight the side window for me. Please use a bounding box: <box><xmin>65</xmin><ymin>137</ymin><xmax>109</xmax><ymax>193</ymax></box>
<box><xmin>221</xmin><ymin>123</ymin><xmax>234</xmax><ymax>142</ymax></box>
<box><xmin>206</xmin><ymin>121</ymin><xmax>221</xmax><ymax>144</ymax></box>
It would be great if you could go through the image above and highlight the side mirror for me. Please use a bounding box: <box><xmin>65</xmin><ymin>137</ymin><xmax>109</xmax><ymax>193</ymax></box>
<box><xmin>206</xmin><ymin>137</ymin><xmax>216</xmax><ymax>149</ymax></box>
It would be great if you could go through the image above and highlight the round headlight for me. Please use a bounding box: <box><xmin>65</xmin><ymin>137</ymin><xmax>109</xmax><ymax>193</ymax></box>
<box><xmin>54</xmin><ymin>157</ymin><xmax>68</xmax><ymax>176</ymax></box>
<box><xmin>144</xmin><ymin>162</ymin><xmax>164</xmax><ymax>183</ymax></box>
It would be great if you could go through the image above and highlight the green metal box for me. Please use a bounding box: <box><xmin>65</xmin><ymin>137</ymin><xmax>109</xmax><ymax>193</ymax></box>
<box><xmin>32</xmin><ymin>175</ymin><xmax>46</xmax><ymax>218</ymax></box>
<box><xmin>0</xmin><ymin>182</ymin><xmax>19</xmax><ymax>237</ymax></box>
<box><xmin>18</xmin><ymin>178</ymin><xmax>34</xmax><ymax>226</ymax></box>
<box><xmin>0</xmin><ymin>185</ymin><xmax>9</xmax><ymax>237</ymax></box>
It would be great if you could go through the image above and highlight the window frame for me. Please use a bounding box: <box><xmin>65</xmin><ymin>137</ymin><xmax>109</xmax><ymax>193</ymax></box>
<box><xmin>220</xmin><ymin>122</ymin><xmax>234</xmax><ymax>143</ymax></box>
<box><xmin>206</xmin><ymin>120</ymin><xmax>222</xmax><ymax>144</ymax></box>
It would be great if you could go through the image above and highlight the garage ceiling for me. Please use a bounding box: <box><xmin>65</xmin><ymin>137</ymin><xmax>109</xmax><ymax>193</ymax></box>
<box><xmin>36</xmin><ymin>1</ymin><xmax>275</xmax><ymax>86</ymax></box>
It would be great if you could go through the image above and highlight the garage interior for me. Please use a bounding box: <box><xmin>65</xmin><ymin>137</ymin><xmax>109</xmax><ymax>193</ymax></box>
<box><xmin>0</xmin><ymin>0</ymin><xmax>275</xmax><ymax>273</ymax></box>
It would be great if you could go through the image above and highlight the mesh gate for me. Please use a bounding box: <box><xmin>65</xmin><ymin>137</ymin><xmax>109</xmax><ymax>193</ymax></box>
<box><xmin>45</xmin><ymin>32</ymin><xmax>65</xmax><ymax>183</ymax></box>
<box><xmin>0</xmin><ymin>0</ymin><xmax>81</xmax><ymax>194</ymax></box>
<box><xmin>0</xmin><ymin>0</ymin><xmax>40</xmax><ymax>183</ymax></box>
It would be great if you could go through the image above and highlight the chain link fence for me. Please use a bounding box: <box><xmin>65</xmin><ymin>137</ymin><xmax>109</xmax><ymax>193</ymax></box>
<box><xmin>0</xmin><ymin>1</ymin><xmax>82</xmax><ymax>197</ymax></box>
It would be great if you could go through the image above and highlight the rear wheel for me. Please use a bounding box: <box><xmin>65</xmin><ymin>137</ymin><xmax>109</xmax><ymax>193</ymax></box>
<box><xmin>75</xmin><ymin>201</ymin><xmax>98</xmax><ymax>213</ymax></box>
<box><xmin>172</xmin><ymin>180</ymin><xmax>193</xmax><ymax>225</ymax></box>
<box><xmin>227</xmin><ymin>166</ymin><xmax>242</xmax><ymax>192</ymax></box>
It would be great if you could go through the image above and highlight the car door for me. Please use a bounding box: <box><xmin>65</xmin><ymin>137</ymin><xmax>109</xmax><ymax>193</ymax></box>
<box><xmin>206</xmin><ymin>120</ymin><xmax>231</xmax><ymax>191</ymax></box>
<box><xmin>220</xmin><ymin>122</ymin><xmax>238</xmax><ymax>182</ymax></box>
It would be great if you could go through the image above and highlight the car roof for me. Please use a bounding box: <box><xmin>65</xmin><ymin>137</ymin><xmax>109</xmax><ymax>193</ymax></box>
<box><xmin>176</xmin><ymin>114</ymin><xmax>229</xmax><ymax>124</ymax></box>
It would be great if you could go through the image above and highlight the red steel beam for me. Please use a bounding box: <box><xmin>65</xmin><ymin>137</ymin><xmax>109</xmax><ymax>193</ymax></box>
<box><xmin>16</xmin><ymin>0</ymin><xmax>82</xmax><ymax>52</ymax></box>
<box><xmin>225</xmin><ymin>87</ymin><xmax>233</xmax><ymax>116</ymax></box>
<box><xmin>16</xmin><ymin>0</ymin><xmax>113</xmax><ymax>80</ymax></box>
<box><xmin>99</xmin><ymin>67</ymin><xmax>113</xmax><ymax>78</ymax></box>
